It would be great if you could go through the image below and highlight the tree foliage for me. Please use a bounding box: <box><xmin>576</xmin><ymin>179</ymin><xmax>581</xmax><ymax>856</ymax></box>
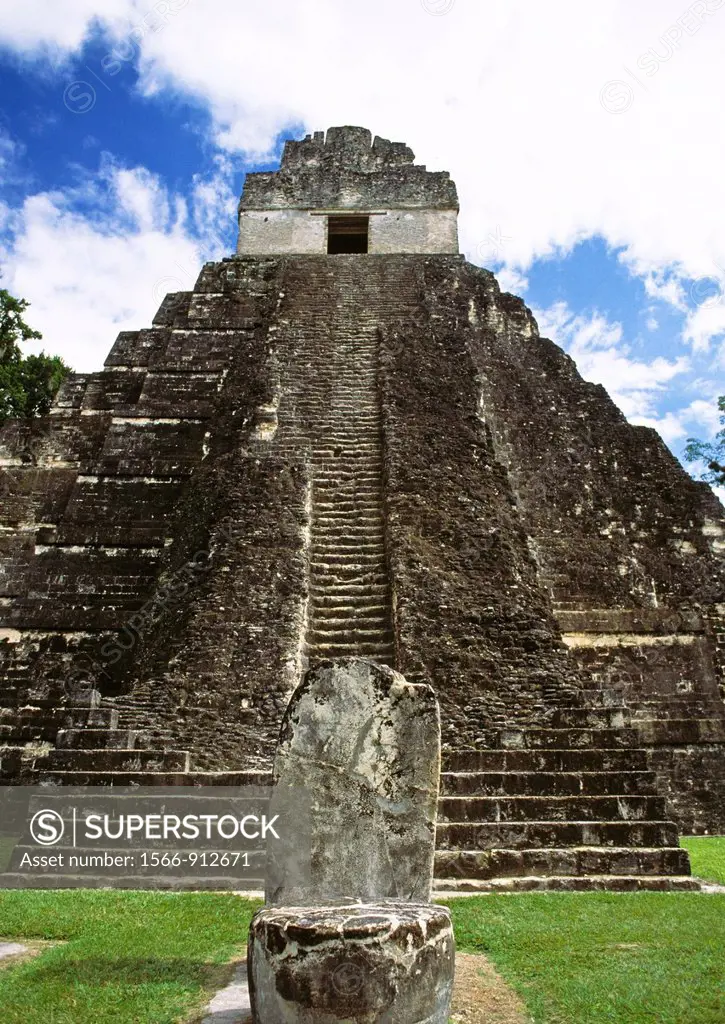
<box><xmin>0</xmin><ymin>289</ymin><xmax>71</xmax><ymax>423</ymax></box>
<box><xmin>684</xmin><ymin>395</ymin><xmax>725</xmax><ymax>486</ymax></box>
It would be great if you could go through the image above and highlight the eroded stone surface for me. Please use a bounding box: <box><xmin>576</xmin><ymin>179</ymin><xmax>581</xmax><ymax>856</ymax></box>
<box><xmin>238</xmin><ymin>126</ymin><xmax>459</xmax><ymax>256</ymax></box>
<box><xmin>266</xmin><ymin>658</ymin><xmax>440</xmax><ymax>906</ymax></box>
<box><xmin>248</xmin><ymin>902</ymin><xmax>454</xmax><ymax>1024</ymax></box>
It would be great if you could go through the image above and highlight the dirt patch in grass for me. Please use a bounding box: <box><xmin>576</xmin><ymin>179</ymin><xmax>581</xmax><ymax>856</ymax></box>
<box><xmin>451</xmin><ymin>952</ymin><xmax>531</xmax><ymax>1023</ymax></box>
<box><xmin>0</xmin><ymin>938</ymin><xmax>60</xmax><ymax>970</ymax></box>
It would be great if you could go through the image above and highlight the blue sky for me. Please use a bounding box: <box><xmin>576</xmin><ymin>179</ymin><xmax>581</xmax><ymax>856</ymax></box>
<box><xmin>0</xmin><ymin>1</ymin><xmax>723</xmax><ymax>487</ymax></box>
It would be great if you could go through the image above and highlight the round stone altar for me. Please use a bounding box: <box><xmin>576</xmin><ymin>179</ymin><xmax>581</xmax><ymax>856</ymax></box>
<box><xmin>248</xmin><ymin>902</ymin><xmax>455</xmax><ymax>1023</ymax></box>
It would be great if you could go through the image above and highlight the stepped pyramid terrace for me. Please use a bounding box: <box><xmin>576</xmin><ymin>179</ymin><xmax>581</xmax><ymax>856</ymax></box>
<box><xmin>1</xmin><ymin>125</ymin><xmax>724</xmax><ymax>891</ymax></box>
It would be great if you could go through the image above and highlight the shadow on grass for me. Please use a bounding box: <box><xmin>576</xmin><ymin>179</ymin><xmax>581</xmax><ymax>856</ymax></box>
<box><xmin>20</xmin><ymin>955</ymin><xmax>232</xmax><ymax>986</ymax></box>
<box><xmin>0</xmin><ymin>951</ymin><xmax>238</xmax><ymax>1024</ymax></box>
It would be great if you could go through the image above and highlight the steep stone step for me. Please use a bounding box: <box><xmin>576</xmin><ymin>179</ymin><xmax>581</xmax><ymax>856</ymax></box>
<box><xmin>316</xmin><ymin>501</ymin><xmax>382</xmax><ymax>513</ymax></box>
<box><xmin>314</xmin><ymin>477</ymin><xmax>381</xmax><ymax>486</ymax></box>
<box><xmin>12</xmin><ymin>252</ymin><xmax>686</xmax><ymax>894</ymax></box>
<box><xmin>24</xmin><ymin>769</ymin><xmax>199</xmax><ymax>786</ymax></box>
<box><xmin>314</xmin><ymin>479</ymin><xmax>381</xmax><ymax>490</ymax></box>
<box><xmin>500</xmin><ymin>727</ymin><xmax>640</xmax><ymax>749</ymax></box>
<box><xmin>310</xmin><ymin>551</ymin><xmax>385</xmax><ymax>566</ymax></box>
<box><xmin>435</xmin><ymin>819</ymin><xmax>681</xmax><ymax>849</ymax></box>
<box><xmin>438</xmin><ymin>794</ymin><xmax>667</xmax><ymax>823</ymax></box>
<box><xmin>575</xmin><ymin>689</ymin><xmax>624</xmax><ymax>707</ymax></box>
<box><xmin>635</xmin><ymin>718</ymin><xmax>725</xmax><ymax>744</ymax></box>
<box><xmin>0</xmin><ymin>706</ymin><xmax>121</xmax><ymax>731</ymax></box>
<box><xmin>316</xmin><ymin>449</ymin><xmax>382</xmax><ymax>459</ymax></box>
<box><xmin>309</xmin><ymin>642</ymin><xmax>395</xmax><ymax>659</ymax></box>
<box><xmin>552</xmin><ymin>707</ymin><xmax>627</xmax><ymax>729</ymax></box>
<box><xmin>55</xmin><ymin>728</ymin><xmax>174</xmax><ymax>750</ymax></box>
<box><xmin>314</xmin><ymin>506</ymin><xmax>383</xmax><ymax>516</ymax></box>
<box><xmin>308</xmin><ymin>615</ymin><xmax>390</xmax><ymax>631</ymax></box>
<box><xmin>434</xmin><ymin>845</ymin><xmax>690</xmax><ymax>879</ymax></box>
<box><xmin>433</xmin><ymin>875</ymin><xmax>699</xmax><ymax>893</ymax></box>
<box><xmin>315</xmin><ymin>457</ymin><xmax>382</xmax><ymax>466</ymax></box>
<box><xmin>0</xmin><ymin>723</ymin><xmax>60</xmax><ymax>743</ymax></box>
<box><xmin>441</xmin><ymin>770</ymin><xmax>657</xmax><ymax>797</ymax></box>
<box><xmin>41</xmin><ymin>748</ymin><xmax>192</xmax><ymax>772</ymax></box>
<box><xmin>309</xmin><ymin>571</ymin><xmax>389</xmax><ymax>587</ymax></box>
<box><xmin>313</xmin><ymin>548</ymin><xmax>386</xmax><ymax>561</ymax></box>
<box><xmin>314</xmin><ymin>520</ymin><xmax>384</xmax><ymax>533</ymax></box>
<box><xmin>308</xmin><ymin>629</ymin><xmax>393</xmax><ymax>646</ymax></box>
<box><xmin>313</xmin><ymin>535</ymin><xmax>385</xmax><ymax>547</ymax></box>
<box><xmin>310</xmin><ymin>593</ymin><xmax>390</xmax><ymax>608</ymax></box>
<box><xmin>442</xmin><ymin>748</ymin><xmax>651</xmax><ymax>773</ymax></box>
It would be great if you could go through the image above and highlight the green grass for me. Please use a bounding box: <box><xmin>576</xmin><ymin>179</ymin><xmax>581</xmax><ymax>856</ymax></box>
<box><xmin>0</xmin><ymin>890</ymin><xmax>262</xmax><ymax>1024</ymax></box>
<box><xmin>2</xmin><ymin>885</ymin><xmax>725</xmax><ymax>1023</ymax></box>
<box><xmin>681</xmin><ymin>836</ymin><xmax>725</xmax><ymax>885</ymax></box>
<box><xmin>445</xmin><ymin>892</ymin><xmax>725</xmax><ymax>1024</ymax></box>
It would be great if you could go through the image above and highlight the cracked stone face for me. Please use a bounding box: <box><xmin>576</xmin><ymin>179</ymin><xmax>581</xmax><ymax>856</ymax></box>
<box><xmin>248</xmin><ymin>902</ymin><xmax>455</xmax><ymax>1024</ymax></box>
<box><xmin>265</xmin><ymin>658</ymin><xmax>441</xmax><ymax>906</ymax></box>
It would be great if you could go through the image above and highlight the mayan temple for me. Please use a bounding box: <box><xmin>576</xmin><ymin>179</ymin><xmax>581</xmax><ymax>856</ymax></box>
<box><xmin>1</xmin><ymin>124</ymin><xmax>724</xmax><ymax>891</ymax></box>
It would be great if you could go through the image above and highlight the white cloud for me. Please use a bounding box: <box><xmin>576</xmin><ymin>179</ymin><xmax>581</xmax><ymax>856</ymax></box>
<box><xmin>0</xmin><ymin>0</ymin><xmax>139</xmax><ymax>53</ymax></box>
<box><xmin>630</xmin><ymin>411</ymin><xmax>688</xmax><ymax>443</ymax></box>
<box><xmin>1</xmin><ymin>0</ymin><xmax>724</xmax><ymax>284</ymax></box>
<box><xmin>646</xmin><ymin>316</ymin><xmax>659</xmax><ymax>331</ymax></box>
<box><xmin>584</xmin><ymin>394</ymin><xmax>722</xmax><ymax>448</ymax></box>
<box><xmin>0</xmin><ymin>157</ymin><xmax>232</xmax><ymax>371</ymax></box>
<box><xmin>2</xmin><ymin>2</ymin><xmax>725</xmax><ymax>367</ymax></box>
<box><xmin>493</xmin><ymin>267</ymin><xmax>529</xmax><ymax>294</ymax></box>
<box><xmin>682</xmin><ymin>397</ymin><xmax>722</xmax><ymax>435</ymax></box>
<box><xmin>640</xmin><ymin>270</ymin><xmax>688</xmax><ymax>311</ymax></box>
<box><xmin>189</xmin><ymin>155</ymin><xmax>237</xmax><ymax>252</ymax></box>
<box><xmin>683</xmin><ymin>294</ymin><xmax>725</xmax><ymax>353</ymax></box>
<box><xmin>534</xmin><ymin>300</ymin><xmax>689</xmax><ymax>421</ymax></box>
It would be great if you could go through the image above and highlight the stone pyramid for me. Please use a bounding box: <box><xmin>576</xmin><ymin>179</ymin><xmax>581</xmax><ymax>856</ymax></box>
<box><xmin>1</xmin><ymin>125</ymin><xmax>723</xmax><ymax>890</ymax></box>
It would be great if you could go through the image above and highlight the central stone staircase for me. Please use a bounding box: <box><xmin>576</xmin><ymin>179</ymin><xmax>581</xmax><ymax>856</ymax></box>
<box><xmin>272</xmin><ymin>256</ymin><xmax>421</xmax><ymax>667</ymax></box>
<box><xmin>306</xmin><ymin>333</ymin><xmax>392</xmax><ymax>663</ymax></box>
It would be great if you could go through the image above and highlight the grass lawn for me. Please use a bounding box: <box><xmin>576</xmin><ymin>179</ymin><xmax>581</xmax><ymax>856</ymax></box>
<box><xmin>0</xmin><ymin>841</ymin><xmax>724</xmax><ymax>1024</ymax></box>
<box><xmin>0</xmin><ymin>889</ymin><xmax>262</xmax><ymax>1024</ymax></box>
<box><xmin>446</xmin><ymin>892</ymin><xmax>725</xmax><ymax>1024</ymax></box>
<box><xmin>681</xmin><ymin>836</ymin><xmax>725</xmax><ymax>885</ymax></box>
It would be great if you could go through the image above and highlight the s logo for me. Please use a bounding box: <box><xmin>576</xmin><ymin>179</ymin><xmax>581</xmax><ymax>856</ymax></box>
<box><xmin>30</xmin><ymin>809</ymin><xmax>65</xmax><ymax>847</ymax></box>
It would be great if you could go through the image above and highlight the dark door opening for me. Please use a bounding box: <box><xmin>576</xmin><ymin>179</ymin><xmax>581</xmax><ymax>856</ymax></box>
<box><xmin>327</xmin><ymin>215</ymin><xmax>370</xmax><ymax>254</ymax></box>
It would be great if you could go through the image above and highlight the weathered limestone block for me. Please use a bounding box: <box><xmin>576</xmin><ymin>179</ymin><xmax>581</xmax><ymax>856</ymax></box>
<box><xmin>248</xmin><ymin>902</ymin><xmax>454</xmax><ymax>1024</ymax></box>
<box><xmin>265</xmin><ymin>658</ymin><xmax>441</xmax><ymax>906</ymax></box>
